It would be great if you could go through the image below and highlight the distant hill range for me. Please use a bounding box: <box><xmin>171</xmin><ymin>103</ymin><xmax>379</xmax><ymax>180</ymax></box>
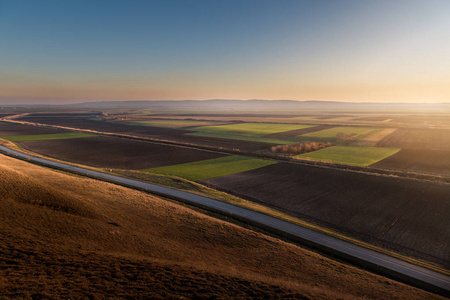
<box><xmin>3</xmin><ymin>99</ymin><xmax>450</xmax><ymax>111</ymax></box>
<box><xmin>66</xmin><ymin>99</ymin><xmax>450</xmax><ymax>111</ymax></box>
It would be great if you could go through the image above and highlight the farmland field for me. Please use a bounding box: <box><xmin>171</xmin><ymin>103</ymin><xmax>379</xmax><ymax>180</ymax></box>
<box><xmin>372</xmin><ymin>149</ymin><xmax>450</xmax><ymax>176</ymax></box>
<box><xmin>188</xmin><ymin>123</ymin><xmax>315</xmax><ymax>144</ymax></box>
<box><xmin>143</xmin><ymin>155</ymin><xmax>276</xmax><ymax>181</ymax></box>
<box><xmin>5</xmin><ymin>110</ymin><xmax>450</xmax><ymax>271</ymax></box>
<box><xmin>297</xmin><ymin>126</ymin><xmax>383</xmax><ymax>143</ymax></box>
<box><xmin>15</xmin><ymin>114</ymin><xmax>275</xmax><ymax>151</ymax></box>
<box><xmin>376</xmin><ymin>128</ymin><xmax>450</xmax><ymax>150</ymax></box>
<box><xmin>19</xmin><ymin>136</ymin><xmax>226</xmax><ymax>169</ymax></box>
<box><xmin>0</xmin><ymin>121</ymin><xmax>68</xmax><ymax>136</ymax></box>
<box><xmin>263</xmin><ymin>125</ymin><xmax>335</xmax><ymax>139</ymax></box>
<box><xmin>119</xmin><ymin>119</ymin><xmax>225</xmax><ymax>128</ymax></box>
<box><xmin>296</xmin><ymin>146</ymin><xmax>400</xmax><ymax>166</ymax></box>
<box><xmin>1</xmin><ymin>132</ymin><xmax>95</xmax><ymax>142</ymax></box>
<box><xmin>205</xmin><ymin>162</ymin><xmax>450</xmax><ymax>267</ymax></box>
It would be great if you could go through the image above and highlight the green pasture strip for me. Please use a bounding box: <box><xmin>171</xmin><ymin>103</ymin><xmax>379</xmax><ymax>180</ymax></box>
<box><xmin>121</xmin><ymin>119</ymin><xmax>220</xmax><ymax>128</ymax></box>
<box><xmin>189</xmin><ymin>122</ymin><xmax>313</xmax><ymax>137</ymax></box>
<box><xmin>296</xmin><ymin>126</ymin><xmax>382</xmax><ymax>143</ymax></box>
<box><xmin>142</xmin><ymin>155</ymin><xmax>276</xmax><ymax>181</ymax></box>
<box><xmin>296</xmin><ymin>146</ymin><xmax>400</xmax><ymax>166</ymax></box>
<box><xmin>0</xmin><ymin>132</ymin><xmax>96</xmax><ymax>142</ymax></box>
<box><xmin>187</xmin><ymin>123</ymin><xmax>314</xmax><ymax>143</ymax></box>
<box><xmin>187</xmin><ymin>131</ymin><xmax>294</xmax><ymax>144</ymax></box>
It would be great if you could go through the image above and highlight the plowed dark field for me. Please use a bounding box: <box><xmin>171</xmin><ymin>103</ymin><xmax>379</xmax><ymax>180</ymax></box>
<box><xmin>377</xmin><ymin>128</ymin><xmax>450</xmax><ymax>150</ymax></box>
<box><xmin>0</xmin><ymin>121</ymin><xmax>67</xmax><ymax>136</ymax></box>
<box><xmin>17</xmin><ymin>114</ymin><xmax>274</xmax><ymax>151</ymax></box>
<box><xmin>372</xmin><ymin>149</ymin><xmax>450</xmax><ymax>176</ymax></box>
<box><xmin>21</xmin><ymin>136</ymin><xmax>226</xmax><ymax>169</ymax></box>
<box><xmin>205</xmin><ymin>163</ymin><xmax>450</xmax><ymax>267</ymax></box>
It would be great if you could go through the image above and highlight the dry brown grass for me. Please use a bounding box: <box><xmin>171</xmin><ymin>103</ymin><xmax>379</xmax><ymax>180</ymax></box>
<box><xmin>0</xmin><ymin>154</ymin><xmax>444</xmax><ymax>299</ymax></box>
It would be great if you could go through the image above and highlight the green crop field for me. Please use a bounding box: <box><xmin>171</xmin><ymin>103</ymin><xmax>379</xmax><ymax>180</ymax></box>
<box><xmin>296</xmin><ymin>126</ymin><xmax>382</xmax><ymax>143</ymax></box>
<box><xmin>1</xmin><ymin>132</ymin><xmax>96</xmax><ymax>142</ymax></box>
<box><xmin>121</xmin><ymin>119</ymin><xmax>221</xmax><ymax>128</ymax></box>
<box><xmin>296</xmin><ymin>146</ymin><xmax>400</xmax><ymax>166</ymax></box>
<box><xmin>187</xmin><ymin>123</ymin><xmax>315</xmax><ymax>144</ymax></box>
<box><xmin>142</xmin><ymin>155</ymin><xmax>276</xmax><ymax>181</ymax></box>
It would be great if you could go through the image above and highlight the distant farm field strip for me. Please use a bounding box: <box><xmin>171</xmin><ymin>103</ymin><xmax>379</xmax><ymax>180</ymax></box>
<box><xmin>143</xmin><ymin>155</ymin><xmax>276</xmax><ymax>181</ymax></box>
<box><xmin>297</xmin><ymin>126</ymin><xmax>382</xmax><ymax>142</ymax></box>
<box><xmin>121</xmin><ymin>119</ymin><xmax>222</xmax><ymax>128</ymax></box>
<box><xmin>188</xmin><ymin>123</ymin><xmax>314</xmax><ymax>144</ymax></box>
<box><xmin>0</xmin><ymin>132</ymin><xmax>96</xmax><ymax>142</ymax></box>
<box><xmin>296</xmin><ymin>146</ymin><xmax>400</xmax><ymax>166</ymax></box>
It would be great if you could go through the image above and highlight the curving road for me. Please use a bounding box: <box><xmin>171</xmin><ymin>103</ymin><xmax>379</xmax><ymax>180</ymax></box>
<box><xmin>0</xmin><ymin>144</ymin><xmax>448</xmax><ymax>296</ymax></box>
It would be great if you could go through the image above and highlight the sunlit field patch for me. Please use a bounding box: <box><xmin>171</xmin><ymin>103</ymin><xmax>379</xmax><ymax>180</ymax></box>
<box><xmin>187</xmin><ymin>123</ymin><xmax>315</xmax><ymax>144</ymax></box>
<box><xmin>296</xmin><ymin>126</ymin><xmax>383</xmax><ymax>143</ymax></box>
<box><xmin>296</xmin><ymin>146</ymin><xmax>400</xmax><ymax>166</ymax></box>
<box><xmin>142</xmin><ymin>155</ymin><xmax>276</xmax><ymax>181</ymax></box>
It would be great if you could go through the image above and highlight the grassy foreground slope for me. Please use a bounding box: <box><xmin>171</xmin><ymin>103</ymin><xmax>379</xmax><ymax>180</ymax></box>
<box><xmin>0</xmin><ymin>154</ymin><xmax>441</xmax><ymax>299</ymax></box>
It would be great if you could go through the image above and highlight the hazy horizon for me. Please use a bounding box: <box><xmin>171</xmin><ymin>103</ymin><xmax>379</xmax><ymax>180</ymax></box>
<box><xmin>1</xmin><ymin>0</ymin><xmax>449</xmax><ymax>105</ymax></box>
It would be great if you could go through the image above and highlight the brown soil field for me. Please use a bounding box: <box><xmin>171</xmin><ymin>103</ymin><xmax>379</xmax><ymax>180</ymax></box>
<box><xmin>377</xmin><ymin>128</ymin><xmax>450</xmax><ymax>150</ymax></box>
<box><xmin>264</xmin><ymin>125</ymin><xmax>335</xmax><ymax>139</ymax></box>
<box><xmin>1</xmin><ymin>154</ymin><xmax>442</xmax><ymax>299</ymax></box>
<box><xmin>372</xmin><ymin>149</ymin><xmax>450</xmax><ymax>177</ymax></box>
<box><xmin>0</xmin><ymin>121</ymin><xmax>68</xmax><ymax>136</ymax></box>
<box><xmin>205</xmin><ymin>163</ymin><xmax>450</xmax><ymax>267</ymax></box>
<box><xmin>20</xmin><ymin>136</ymin><xmax>226</xmax><ymax>170</ymax></box>
<box><xmin>17</xmin><ymin>114</ymin><xmax>274</xmax><ymax>151</ymax></box>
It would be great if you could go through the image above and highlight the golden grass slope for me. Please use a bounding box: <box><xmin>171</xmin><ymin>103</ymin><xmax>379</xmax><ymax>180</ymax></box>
<box><xmin>0</xmin><ymin>154</ymin><xmax>444</xmax><ymax>299</ymax></box>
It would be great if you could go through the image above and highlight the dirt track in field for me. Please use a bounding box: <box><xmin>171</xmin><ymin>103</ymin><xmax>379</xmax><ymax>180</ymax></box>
<box><xmin>376</xmin><ymin>128</ymin><xmax>450</xmax><ymax>150</ymax></box>
<box><xmin>21</xmin><ymin>136</ymin><xmax>226</xmax><ymax>170</ymax></box>
<box><xmin>372</xmin><ymin>149</ymin><xmax>450</xmax><ymax>177</ymax></box>
<box><xmin>205</xmin><ymin>163</ymin><xmax>450</xmax><ymax>267</ymax></box>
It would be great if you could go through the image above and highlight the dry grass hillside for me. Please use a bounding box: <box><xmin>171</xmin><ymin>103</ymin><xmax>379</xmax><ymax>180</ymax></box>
<box><xmin>0</xmin><ymin>154</ymin><xmax>444</xmax><ymax>299</ymax></box>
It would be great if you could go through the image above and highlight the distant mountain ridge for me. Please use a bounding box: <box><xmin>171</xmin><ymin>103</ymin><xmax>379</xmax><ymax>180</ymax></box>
<box><xmin>66</xmin><ymin>99</ymin><xmax>450</xmax><ymax>111</ymax></box>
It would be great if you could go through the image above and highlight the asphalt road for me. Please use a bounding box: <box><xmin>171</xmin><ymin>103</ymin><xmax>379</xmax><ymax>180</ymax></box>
<box><xmin>0</xmin><ymin>144</ymin><xmax>449</xmax><ymax>296</ymax></box>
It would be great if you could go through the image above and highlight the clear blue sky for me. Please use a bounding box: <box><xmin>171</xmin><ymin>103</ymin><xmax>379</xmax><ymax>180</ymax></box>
<box><xmin>1</xmin><ymin>0</ymin><xmax>449</xmax><ymax>104</ymax></box>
